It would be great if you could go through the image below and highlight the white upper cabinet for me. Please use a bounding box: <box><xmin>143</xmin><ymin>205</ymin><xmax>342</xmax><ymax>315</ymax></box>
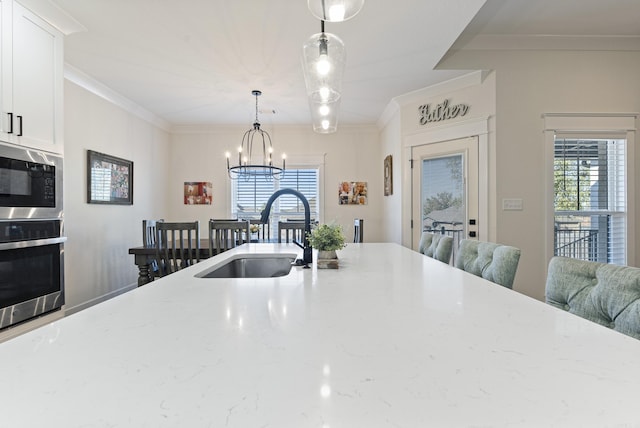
<box><xmin>0</xmin><ymin>0</ymin><xmax>63</xmax><ymax>154</ymax></box>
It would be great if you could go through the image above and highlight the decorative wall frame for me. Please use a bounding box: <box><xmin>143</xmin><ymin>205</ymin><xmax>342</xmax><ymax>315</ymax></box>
<box><xmin>87</xmin><ymin>150</ymin><xmax>133</xmax><ymax>205</ymax></box>
<box><xmin>184</xmin><ymin>182</ymin><xmax>212</xmax><ymax>205</ymax></box>
<box><xmin>384</xmin><ymin>155</ymin><xmax>393</xmax><ymax>196</ymax></box>
<box><xmin>338</xmin><ymin>181</ymin><xmax>368</xmax><ymax>205</ymax></box>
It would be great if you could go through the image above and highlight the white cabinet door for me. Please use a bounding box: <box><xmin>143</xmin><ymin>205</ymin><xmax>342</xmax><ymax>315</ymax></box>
<box><xmin>0</xmin><ymin>0</ymin><xmax>63</xmax><ymax>154</ymax></box>
<box><xmin>11</xmin><ymin>1</ymin><xmax>63</xmax><ymax>152</ymax></box>
<box><xmin>0</xmin><ymin>0</ymin><xmax>13</xmax><ymax>139</ymax></box>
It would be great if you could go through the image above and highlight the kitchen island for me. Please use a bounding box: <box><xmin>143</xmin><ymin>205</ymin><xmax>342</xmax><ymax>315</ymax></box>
<box><xmin>2</xmin><ymin>243</ymin><xmax>640</xmax><ymax>427</ymax></box>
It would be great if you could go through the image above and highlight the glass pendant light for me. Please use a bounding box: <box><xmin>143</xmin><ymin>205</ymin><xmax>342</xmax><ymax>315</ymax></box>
<box><xmin>301</xmin><ymin>21</ymin><xmax>345</xmax><ymax>133</ymax></box>
<box><xmin>307</xmin><ymin>0</ymin><xmax>365</xmax><ymax>22</ymax></box>
<box><xmin>301</xmin><ymin>28</ymin><xmax>345</xmax><ymax>104</ymax></box>
<box><xmin>308</xmin><ymin>98</ymin><xmax>340</xmax><ymax>134</ymax></box>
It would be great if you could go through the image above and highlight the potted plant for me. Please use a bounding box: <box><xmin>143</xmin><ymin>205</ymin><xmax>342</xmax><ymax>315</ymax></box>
<box><xmin>307</xmin><ymin>223</ymin><xmax>346</xmax><ymax>268</ymax></box>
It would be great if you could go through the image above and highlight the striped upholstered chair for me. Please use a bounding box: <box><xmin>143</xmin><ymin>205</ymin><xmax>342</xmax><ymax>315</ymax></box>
<box><xmin>455</xmin><ymin>239</ymin><xmax>521</xmax><ymax>288</ymax></box>
<box><xmin>545</xmin><ymin>256</ymin><xmax>640</xmax><ymax>340</ymax></box>
<box><xmin>418</xmin><ymin>232</ymin><xmax>453</xmax><ymax>264</ymax></box>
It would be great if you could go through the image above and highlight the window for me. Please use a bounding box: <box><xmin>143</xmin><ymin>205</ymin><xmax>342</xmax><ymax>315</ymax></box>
<box><xmin>231</xmin><ymin>168</ymin><xmax>320</xmax><ymax>234</ymax></box>
<box><xmin>554</xmin><ymin>137</ymin><xmax>626</xmax><ymax>264</ymax></box>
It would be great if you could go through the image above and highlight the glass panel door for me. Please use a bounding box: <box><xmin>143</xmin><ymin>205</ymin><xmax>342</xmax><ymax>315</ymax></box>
<box><xmin>412</xmin><ymin>137</ymin><xmax>478</xmax><ymax>263</ymax></box>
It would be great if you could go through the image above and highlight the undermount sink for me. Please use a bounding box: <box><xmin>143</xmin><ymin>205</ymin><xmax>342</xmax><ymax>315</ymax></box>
<box><xmin>195</xmin><ymin>253</ymin><xmax>297</xmax><ymax>278</ymax></box>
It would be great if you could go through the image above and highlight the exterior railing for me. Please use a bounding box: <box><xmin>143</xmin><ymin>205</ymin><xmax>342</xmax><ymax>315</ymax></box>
<box><xmin>554</xmin><ymin>229</ymin><xmax>599</xmax><ymax>261</ymax></box>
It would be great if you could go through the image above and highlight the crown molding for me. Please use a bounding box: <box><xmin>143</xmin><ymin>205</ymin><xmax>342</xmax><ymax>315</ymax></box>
<box><xmin>64</xmin><ymin>64</ymin><xmax>171</xmax><ymax>132</ymax></box>
<box><xmin>459</xmin><ymin>34</ymin><xmax>640</xmax><ymax>51</ymax></box>
<box><xmin>17</xmin><ymin>0</ymin><xmax>86</xmax><ymax>35</ymax></box>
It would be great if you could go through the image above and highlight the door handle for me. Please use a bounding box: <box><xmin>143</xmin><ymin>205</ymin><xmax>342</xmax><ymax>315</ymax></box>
<box><xmin>17</xmin><ymin>115</ymin><xmax>23</xmax><ymax>136</ymax></box>
<box><xmin>7</xmin><ymin>112</ymin><xmax>13</xmax><ymax>134</ymax></box>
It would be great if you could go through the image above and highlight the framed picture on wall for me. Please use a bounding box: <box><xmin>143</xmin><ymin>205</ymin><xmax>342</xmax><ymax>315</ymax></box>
<box><xmin>338</xmin><ymin>181</ymin><xmax>368</xmax><ymax>205</ymax></box>
<box><xmin>87</xmin><ymin>150</ymin><xmax>133</xmax><ymax>205</ymax></box>
<box><xmin>184</xmin><ymin>182</ymin><xmax>212</xmax><ymax>205</ymax></box>
<box><xmin>384</xmin><ymin>155</ymin><xmax>393</xmax><ymax>196</ymax></box>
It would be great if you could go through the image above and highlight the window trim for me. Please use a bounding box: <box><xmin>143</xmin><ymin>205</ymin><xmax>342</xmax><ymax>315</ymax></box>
<box><xmin>543</xmin><ymin>113</ymin><xmax>636</xmax><ymax>266</ymax></box>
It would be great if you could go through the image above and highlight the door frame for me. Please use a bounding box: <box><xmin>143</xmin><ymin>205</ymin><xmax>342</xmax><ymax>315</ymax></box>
<box><xmin>402</xmin><ymin>117</ymin><xmax>490</xmax><ymax>248</ymax></box>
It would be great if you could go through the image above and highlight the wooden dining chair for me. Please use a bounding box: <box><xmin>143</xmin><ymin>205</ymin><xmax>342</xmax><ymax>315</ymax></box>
<box><xmin>208</xmin><ymin>219</ymin><xmax>250</xmax><ymax>257</ymax></box>
<box><xmin>278</xmin><ymin>221</ymin><xmax>305</xmax><ymax>243</ymax></box>
<box><xmin>245</xmin><ymin>218</ymin><xmax>270</xmax><ymax>242</ymax></box>
<box><xmin>155</xmin><ymin>221</ymin><xmax>200</xmax><ymax>277</ymax></box>
<box><xmin>142</xmin><ymin>219</ymin><xmax>163</xmax><ymax>279</ymax></box>
<box><xmin>354</xmin><ymin>218</ymin><xmax>364</xmax><ymax>243</ymax></box>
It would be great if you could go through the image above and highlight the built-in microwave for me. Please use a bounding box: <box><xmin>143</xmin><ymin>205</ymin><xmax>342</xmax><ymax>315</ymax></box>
<box><xmin>0</xmin><ymin>142</ymin><xmax>64</xmax><ymax>330</ymax></box>
<box><xmin>0</xmin><ymin>142</ymin><xmax>63</xmax><ymax>220</ymax></box>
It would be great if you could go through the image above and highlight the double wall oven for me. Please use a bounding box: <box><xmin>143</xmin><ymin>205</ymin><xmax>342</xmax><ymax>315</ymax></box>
<box><xmin>0</xmin><ymin>142</ymin><xmax>65</xmax><ymax>330</ymax></box>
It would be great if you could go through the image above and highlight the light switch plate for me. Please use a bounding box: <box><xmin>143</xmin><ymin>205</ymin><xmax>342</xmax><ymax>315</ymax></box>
<box><xmin>503</xmin><ymin>198</ymin><xmax>523</xmax><ymax>211</ymax></box>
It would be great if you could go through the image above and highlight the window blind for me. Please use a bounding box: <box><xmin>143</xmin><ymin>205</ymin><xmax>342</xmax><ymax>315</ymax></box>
<box><xmin>232</xmin><ymin>169</ymin><xmax>319</xmax><ymax>231</ymax></box>
<box><xmin>553</xmin><ymin>138</ymin><xmax>626</xmax><ymax>264</ymax></box>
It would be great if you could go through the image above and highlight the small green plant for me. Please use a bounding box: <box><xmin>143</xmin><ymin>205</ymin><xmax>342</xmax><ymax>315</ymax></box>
<box><xmin>307</xmin><ymin>223</ymin><xmax>346</xmax><ymax>251</ymax></box>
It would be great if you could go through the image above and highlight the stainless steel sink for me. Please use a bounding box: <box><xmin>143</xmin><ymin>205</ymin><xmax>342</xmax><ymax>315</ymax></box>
<box><xmin>195</xmin><ymin>253</ymin><xmax>297</xmax><ymax>278</ymax></box>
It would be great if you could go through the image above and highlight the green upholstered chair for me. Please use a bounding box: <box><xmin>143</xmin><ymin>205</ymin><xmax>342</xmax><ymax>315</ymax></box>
<box><xmin>545</xmin><ymin>256</ymin><xmax>640</xmax><ymax>340</ymax></box>
<box><xmin>455</xmin><ymin>239</ymin><xmax>521</xmax><ymax>288</ymax></box>
<box><xmin>418</xmin><ymin>232</ymin><xmax>453</xmax><ymax>264</ymax></box>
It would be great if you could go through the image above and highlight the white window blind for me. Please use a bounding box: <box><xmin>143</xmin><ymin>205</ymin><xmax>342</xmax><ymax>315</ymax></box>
<box><xmin>553</xmin><ymin>137</ymin><xmax>626</xmax><ymax>264</ymax></box>
<box><xmin>232</xmin><ymin>169</ymin><xmax>319</xmax><ymax>231</ymax></box>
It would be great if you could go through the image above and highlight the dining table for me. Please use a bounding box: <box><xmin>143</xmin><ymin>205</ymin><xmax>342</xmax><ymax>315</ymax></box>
<box><xmin>3</xmin><ymin>242</ymin><xmax>640</xmax><ymax>427</ymax></box>
<box><xmin>128</xmin><ymin>239</ymin><xmax>213</xmax><ymax>286</ymax></box>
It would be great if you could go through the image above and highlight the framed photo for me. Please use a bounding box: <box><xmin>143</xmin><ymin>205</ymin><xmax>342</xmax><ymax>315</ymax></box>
<box><xmin>87</xmin><ymin>150</ymin><xmax>133</xmax><ymax>205</ymax></box>
<box><xmin>338</xmin><ymin>181</ymin><xmax>368</xmax><ymax>205</ymax></box>
<box><xmin>384</xmin><ymin>155</ymin><xmax>393</xmax><ymax>196</ymax></box>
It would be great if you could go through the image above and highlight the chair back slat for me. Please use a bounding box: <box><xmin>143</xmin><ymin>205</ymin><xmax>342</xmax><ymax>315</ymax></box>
<box><xmin>278</xmin><ymin>221</ymin><xmax>305</xmax><ymax>243</ymax></box>
<box><xmin>354</xmin><ymin>218</ymin><xmax>364</xmax><ymax>243</ymax></box>
<box><xmin>208</xmin><ymin>220</ymin><xmax>250</xmax><ymax>257</ymax></box>
<box><xmin>155</xmin><ymin>221</ymin><xmax>200</xmax><ymax>277</ymax></box>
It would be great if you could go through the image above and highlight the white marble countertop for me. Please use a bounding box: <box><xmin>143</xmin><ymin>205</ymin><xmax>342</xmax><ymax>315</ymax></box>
<box><xmin>2</xmin><ymin>243</ymin><xmax>640</xmax><ymax>427</ymax></box>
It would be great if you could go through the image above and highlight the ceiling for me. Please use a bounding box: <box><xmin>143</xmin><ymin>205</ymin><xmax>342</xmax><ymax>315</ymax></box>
<box><xmin>51</xmin><ymin>0</ymin><xmax>640</xmax><ymax>129</ymax></box>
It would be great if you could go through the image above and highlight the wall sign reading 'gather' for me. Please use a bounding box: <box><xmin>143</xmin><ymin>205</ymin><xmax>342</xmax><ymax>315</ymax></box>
<box><xmin>418</xmin><ymin>99</ymin><xmax>470</xmax><ymax>125</ymax></box>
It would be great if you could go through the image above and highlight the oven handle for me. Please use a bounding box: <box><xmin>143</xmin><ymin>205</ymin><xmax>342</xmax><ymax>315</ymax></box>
<box><xmin>0</xmin><ymin>236</ymin><xmax>67</xmax><ymax>251</ymax></box>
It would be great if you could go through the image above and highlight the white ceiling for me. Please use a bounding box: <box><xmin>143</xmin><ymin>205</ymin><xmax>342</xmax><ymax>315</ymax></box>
<box><xmin>51</xmin><ymin>0</ymin><xmax>640</xmax><ymax>129</ymax></box>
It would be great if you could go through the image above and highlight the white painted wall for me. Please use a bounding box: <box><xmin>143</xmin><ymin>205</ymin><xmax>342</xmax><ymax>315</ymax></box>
<box><xmin>168</xmin><ymin>125</ymin><xmax>383</xmax><ymax>243</ymax></box>
<box><xmin>379</xmin><ymin>106</ymin><xmax>402</xmax><ymax>244</ymax></box>
<box><xmin>63</xmin><ymin>80</ymin><xmax>171</xmax><ymax>312</ymax></box>
<box><xmin>436</xmin><ymin>49</ymin><xmax>640</xmax><ymax>300</ymax></box>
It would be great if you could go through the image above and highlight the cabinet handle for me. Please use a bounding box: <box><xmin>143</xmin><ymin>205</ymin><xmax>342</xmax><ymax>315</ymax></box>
<box><xmin>7</xmin><ymin>112</ymin><xmax>13</xmax><ymax>134</ymax></box>
<box><xmin>17</xmin><ymin>115</ymin><xmax>23</xmax><ymax>136</ymax></box>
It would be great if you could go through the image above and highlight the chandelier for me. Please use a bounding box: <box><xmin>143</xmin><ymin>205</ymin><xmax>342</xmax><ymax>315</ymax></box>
<box><xmin>226</xmin><ymin>90</ymin><xmax>285</xmax><ymax>180</ymax></box>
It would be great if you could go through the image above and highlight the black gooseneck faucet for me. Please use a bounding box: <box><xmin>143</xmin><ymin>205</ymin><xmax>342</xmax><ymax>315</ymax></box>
<box><xmin>260</xmin><ymin>188</ymin><xmax>312</xmax><ymax>267</ymax></box>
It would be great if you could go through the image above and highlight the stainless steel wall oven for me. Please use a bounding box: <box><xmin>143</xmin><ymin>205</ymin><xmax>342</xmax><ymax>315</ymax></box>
<box><xmin>0</xmin><ymin>142</ymin><xmax>64</xmax><ymax>330</ymax></box>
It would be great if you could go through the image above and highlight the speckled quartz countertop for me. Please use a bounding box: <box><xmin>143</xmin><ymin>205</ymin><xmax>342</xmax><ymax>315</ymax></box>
<box><xmin>2</xmin><ymin>243</ymin><xmax>640</xmax><ymax>427</ymax></box>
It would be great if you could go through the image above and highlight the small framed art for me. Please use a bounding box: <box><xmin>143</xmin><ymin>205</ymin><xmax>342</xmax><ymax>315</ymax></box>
<box><xmin>384</xmin><ymin>155</ymin><xmax>393</xmax><ymax>196</ymax></box>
